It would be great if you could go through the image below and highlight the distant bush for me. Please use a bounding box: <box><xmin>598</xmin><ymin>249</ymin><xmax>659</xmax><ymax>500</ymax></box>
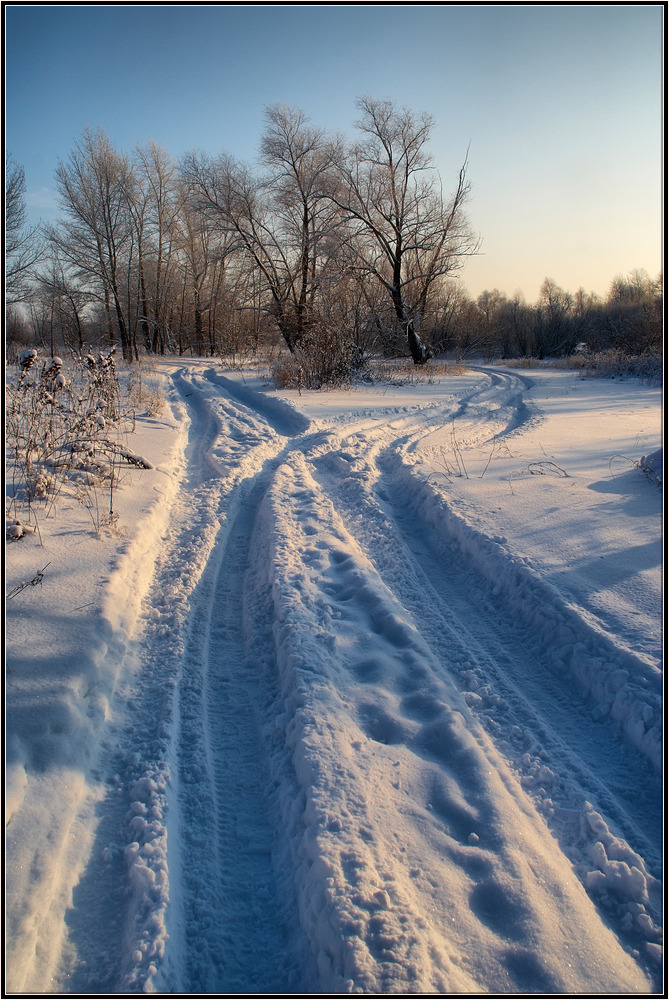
<box><xmin>500</xmin><ymin>350</ymin><xmax>662</xmax><ymax>385</ymax></box>
<box><xmin>551</xmin><ymin>350</ymin><xmax>662</xmax><ymax>384</ymax></box>
<box><xmin>125</xmin><ymin>362</ymin><xmax>166</xmax><ymax>416</ymax></box>
<box><xmin>369</xmin><ymin>358</ymin><xmax>469</xmax><ymax>385</ymax></box>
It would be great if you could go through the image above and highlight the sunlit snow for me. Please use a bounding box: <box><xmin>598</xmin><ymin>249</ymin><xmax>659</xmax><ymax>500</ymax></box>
<box><xmin>5</xmin><ymin>359</ymin><xmax>662</xmax><ymax>994</ymax></box>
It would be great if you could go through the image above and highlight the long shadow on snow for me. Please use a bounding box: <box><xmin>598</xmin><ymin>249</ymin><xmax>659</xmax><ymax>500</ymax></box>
<box><xmin>368</xmin><ymin>456</ymin><xmax>663</xmax><ymax>988</ymax></box>
<box><xmin>374</xmin><ymin>456</ymin><xmax>662</xmax><ymax>849</ymax></box>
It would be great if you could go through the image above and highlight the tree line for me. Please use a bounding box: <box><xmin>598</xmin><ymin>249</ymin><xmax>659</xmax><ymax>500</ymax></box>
<box><xmin>5</xmin><ymin>99</ymin><xmax>662</xmax><ymax>381</ymax></box>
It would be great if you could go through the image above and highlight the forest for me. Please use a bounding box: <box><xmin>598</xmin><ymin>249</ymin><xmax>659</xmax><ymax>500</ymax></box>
<box><xmin>5</xmin><ymin>99</ymin><xmax>663</xmax><ymax>387</ymax></box>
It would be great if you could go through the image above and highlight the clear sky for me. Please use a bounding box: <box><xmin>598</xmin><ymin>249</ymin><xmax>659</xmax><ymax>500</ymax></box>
<box><xmin>4</xmin><ymin>3</ymin><xmax>664</xmax><ymax>302</ymax></box>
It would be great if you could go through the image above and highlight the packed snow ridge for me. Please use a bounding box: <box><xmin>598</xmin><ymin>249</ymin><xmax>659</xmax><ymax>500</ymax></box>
<box><xmin>5</xmin><ymin>359</ymin><xmax>663</xmax><ymax>994</ymax></box>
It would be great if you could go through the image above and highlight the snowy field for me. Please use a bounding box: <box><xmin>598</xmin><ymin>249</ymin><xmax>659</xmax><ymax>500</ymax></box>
<box><xmin>5</xmin><ymin>357</ymin><xmax>663</xmax><ymax>994</ymax></box>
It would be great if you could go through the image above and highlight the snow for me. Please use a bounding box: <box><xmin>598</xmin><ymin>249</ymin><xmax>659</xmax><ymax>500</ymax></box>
<box><xmin>4</xmin><ymin>357</ymin><xmax>663</xmax><ymax>994</ymax></box>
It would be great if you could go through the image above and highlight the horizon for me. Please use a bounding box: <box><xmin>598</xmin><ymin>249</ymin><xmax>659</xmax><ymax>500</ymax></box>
<box><xmin>5</xmin><ymin>4</ymin><xmax>663</xmax><ymax>302</ymax></box>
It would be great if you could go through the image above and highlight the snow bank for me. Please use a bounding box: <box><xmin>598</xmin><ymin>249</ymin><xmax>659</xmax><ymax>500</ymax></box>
<box><xmin>639</xmin><ymin>447</ymin><xmax>663</xmax><ymax>486</ymax></box>
<box><xmin>5</xmin><ymin>374</ymin><xmax>188</xmax><ymax>994</ymax></box>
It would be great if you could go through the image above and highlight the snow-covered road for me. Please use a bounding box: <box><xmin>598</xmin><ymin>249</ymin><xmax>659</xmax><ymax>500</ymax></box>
<box><xmin>5</xmin><ymin>360</ymin><xmax>662</xmax><ymax>994</ymax></box>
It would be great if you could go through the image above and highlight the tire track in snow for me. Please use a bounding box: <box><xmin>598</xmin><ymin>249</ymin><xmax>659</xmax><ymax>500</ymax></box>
<box><xmin>202</xmin><ymin>366</ymin><xmax>311</xmax><ymax>437</ymax></box>
<box><xmin>49</xmin><ymin>377</ymin><xmax>225</xmax><ymax>994</ymax></box>
<box><xmin>171</xmin><ymin>468</ymin><xmax>304</xmax><ymax>993</ymax></box>
<box><xmin>175</xmin><ymin>366</ymin><xmax>659</xmax><ymax>989</ymax></box>
<box><xmin>163</xmin><ymin>370</ymin><xmax>310</xmax><ymax>991</ymax></box>
<box><xmin>311</xmin><ymin>435</ymin><xmax>662</xmax><ymax>855</ymax></box>
<box><xmin>375</xmin><ymin>458</ymin><xmax>662</xmax><ymax>846</ymax></box>
<box><xmin>171</xmin><ymin>368</ymin><xmax>226</xmax><ymax>481</ymax></box>
<box><xmin>382</xmin><ymin>367</ymin><xmax>537</xmax><ymax>462</ymax></box>
<box><xmin>56</xmin><ymin>369</ymin><xmax>307</xmax><ymax>993</ymax></box>
<box><xmin>465</xmin><ymin>366</ymin><xmax>535</xmax><ymax>437</ymax></box>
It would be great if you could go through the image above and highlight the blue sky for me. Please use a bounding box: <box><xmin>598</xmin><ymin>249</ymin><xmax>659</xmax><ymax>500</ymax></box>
<box><xmin>5</xmin><ymin>4</ymin><xmax>664</xmax><ymax>301</ymax></box>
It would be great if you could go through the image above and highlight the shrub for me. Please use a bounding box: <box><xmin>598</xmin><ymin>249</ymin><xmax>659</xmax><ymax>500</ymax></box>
<box><xmin>271</xmin><ymin>327</ymin><xmax>370</xmax><ymax>390</ymax></box>
<box><xmin>6</xmin><ymin>348</ymin><xmax>152</xmax><ymax>536</ymax></box>
<box><xmin>551</xmin><ymin>349</ymin><xmax>662</xmax><ymax>384</ymax></box>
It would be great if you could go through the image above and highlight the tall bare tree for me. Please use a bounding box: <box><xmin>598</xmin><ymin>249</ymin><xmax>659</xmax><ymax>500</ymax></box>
<box><xmin>175</xmin><ymin>182</ymin><xmax>224</xmax><ymax>355</ymax></box>
<box><xmin>329</xmin><ymin>97</ymin><xmax>478</xmax><ymax>363</ymax></box>
<box><xmin>535</xmin><ymin>277</ymin><xmax>575</xmax><ymax>357</ymax></box>
<box><xmin>50</xmin><ymin>128</ymin><xmax>136</xmax><ymax>359</ymax></box>
<box><xmin>133</xmin><ymin>141</ymin><xmax>183</xmax><ymax>353</ymax></box>
<box><xmin>259</xmin><ymin>104</ymin><xmax>341</xmax><ymax>343</ymax></box>
<box><xmin>183</xmin><ymin>154</ymin><xmax>282</xmax><ymax>347</ymax></box>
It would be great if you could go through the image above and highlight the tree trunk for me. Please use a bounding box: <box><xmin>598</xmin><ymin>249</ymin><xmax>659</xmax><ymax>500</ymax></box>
<box><xmin>194</xmin><ymin>304</ymin><xmax>203</xmax><ymax>356</ymax></box>
<box><xmin>391</xmin><ymin>275</ymin><xmax>431</xmax><ymax>365</ymax></box>
<box><xmin>112</xmin><ymin>290</ymin><xmax>131</xmax><ymax>361</ymax></box>
<box><xmin>407</xmin><ymin>320</ymin><xmax>431</xmax><ymax>365</ymax></box>
<box><xmin>139</xmin><ymin>260</ymin><xmax>151</xmax><ymax>352</ymax></box>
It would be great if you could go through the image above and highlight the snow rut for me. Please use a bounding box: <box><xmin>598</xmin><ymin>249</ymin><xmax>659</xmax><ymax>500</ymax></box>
<box><xmin>162</xmin><ymin>370</ymin><xmax>310</xmax><ymax>991</ymax></box>
<box><xmin>54</xmin><ymin>369</ymin><xmax>307</xmax><ymax>993</ymax></box>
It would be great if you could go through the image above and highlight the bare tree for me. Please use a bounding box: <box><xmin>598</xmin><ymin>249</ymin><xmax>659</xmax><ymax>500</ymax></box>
<box><xmin>183</xmin><ymin>106</ymin><xmax>342</xmax><ymax>355</ymax></box>
<box><xmin>260</xmin><ymin>105</ymin><xmax>342</xmax><ymax>342</ymax></box>
<box><xmin>133</xmin><ymin>141</ymin><xmax>184</xmax><ymax>353</ymax></box>
<box><xmin>35</xmin><ymin>254</ymin><xmax>92</xmax><ymax>353</ymax></box>
<box><xmin>428</xmin><ymin>278</ymin><xmax>467</xmax><ymax>353</ymax></box>
<box><xmin>175</xmin><ymin>183</ymin><xmax>226</xmax><ymax>355</ymax></box>
<box><xmin>328</xmin><ymin>97</ymin><xmax>479</xmax><ymax>363</ymax></box>
<box><xmin>182</xmin><ymin>152</ymin><xmax>292</xmax><ymax>350</ymax></box>
<box><xmin>605</xmin><ymin>269</ymin><xmax>662</xmax><ymax>354</ymax></box>
<box><xmin>535</xmin><ymin>277</ymin><xmax>575</xmax><ymax>357</ymax></box>
<box><xmin>502</xmin><ymin>292</ymin><xmax>535</xmax><ymax>358</ymax></box>
<box><xmin>50</xmin><ymin>128</ymin><xmax>136</xmax><ymax>359</ymax></box>
<box><xmin>5</xmin><ymin>154</ymin><xmax>44</xmax><ymax>304</ymax></box>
